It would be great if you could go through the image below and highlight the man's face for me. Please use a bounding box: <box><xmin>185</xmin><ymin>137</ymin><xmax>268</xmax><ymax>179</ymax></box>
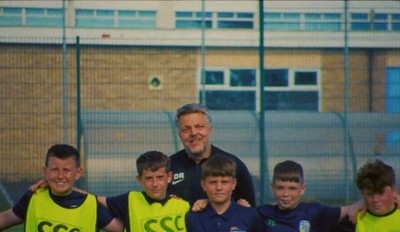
<box><xmin>201</xmin><ymin>175</ymin><xmax>236</xmax><ymax>205</ymax></box>
<box><xmin>361</xmin><ymin>185</ymin><xmax>397</xmax><ymax>215</ymax></box>
<box><xmin>271</xmin><ymin>180</ymin><xmax>305</xmax><ymax>210</ymax></box>
<box><xmin>137</xmin><ymin>167</ymin><xmax>172</xmax><ymax>200</ymax></box>
<box><xmin>43</xmin><ymin>156</ymin><xmax>82</xmax><ymax>196</ymax></box>
<box><xmin>177</xmin><ymin>112</ymin><xmax>212</xmax><ymax>158</ymax></box>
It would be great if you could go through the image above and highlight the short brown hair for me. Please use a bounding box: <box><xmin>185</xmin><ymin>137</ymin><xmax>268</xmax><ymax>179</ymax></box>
<box><xmin>273</xmin><ymin>160</ymin><xmax>304</xmax><ymax>183</ymax></box>
<box><xmin>201</xmin><ymin>155</ymin><xmax>236</xmax><ymax>180</ymax></box>
<box><xmin>356</xmin><ymin>159</ymin><xmax>395</xmax><ymax>193</ymax></box>
<box><xmin>136</xmin><ymin>151</ymin><xmax>170</xmax><ymax>177</ymax></box>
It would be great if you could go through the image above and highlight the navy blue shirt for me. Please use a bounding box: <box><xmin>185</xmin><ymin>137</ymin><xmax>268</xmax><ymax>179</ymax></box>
<box><xmin>257</xmin><ymin>202</ymin><xmax>341</xmax><ymax>232</ymax></box>
<box><xmin>168</xmin><ymin>145</ymin><xmax>256</xmax><ymax>206</ymax></box>
<box><xmin>12</xmin><ymin>189</ymin><xmax>114</xmax><ymax>229</ymax></box>
<box><xmin>186</xmin><ymin>200</ymin><xmax>266</xmax><ymax>232</ymax></box>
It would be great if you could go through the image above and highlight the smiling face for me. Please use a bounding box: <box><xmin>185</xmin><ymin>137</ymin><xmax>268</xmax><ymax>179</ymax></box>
<box><xmin>272</xmin><ymin>180</ymin><xmax>305</xmax><ymax>210</ymax></box>
<box><xmin>177</xmin><ymin>112</ymin><xmax>212</xmax><ymax>161</ymax></box>
<box><xmin>362</xmin><ymin>185</ymin><xmax>397</xmax><ymax>215</ymax></box>
<box><xmin>43</xmin><ymin>156</ymin><xmax>82</xmax><ymax>196</ymax></box>
<box><xmin>201</xmin><ymin>175</ymin><xmax>236</xmax><ymax>205</ymax></box>
<box><xmin>137</xmin><ymin>167</ymin><xmax>172</xmax><ymax>200</ymax></box>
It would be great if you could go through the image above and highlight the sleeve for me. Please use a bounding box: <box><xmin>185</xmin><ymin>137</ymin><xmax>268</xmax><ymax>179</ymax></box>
<box><xmin>11</xmin><ymin>190</ymin><xmax>33</xmax><ymax>221</ymax></box>
<box><xmin>105</xmin><ymin>192</ymin><xmax>129</xmax><ymax>225</ymax></box>
<box><xmin>96</xmin><ymin>201</ymin><xmax>114</xmax><ymax>229</ymax></box>
<box><xmin>185</xmin><ymin>212</ymin><xmax>193</xmax><ymax>232</ymax></box>
<box><xmin>328</xmin><ymin>215</ymin><xmax>355</xmax><ymax>232</ymax></box>
<box><xmin>233</xmin><ymin>158</ymin><xmax>256</xmax><ymax>206</ymax></box>
<box><xmin>315</xmin><ymin>203</ymin><xmax>342</xmax><ymax>230</ymax></box>
<box><xmin>252</xmin><ymin>210</ymin><xmax>267</xmax><ymax>232</ymax></box>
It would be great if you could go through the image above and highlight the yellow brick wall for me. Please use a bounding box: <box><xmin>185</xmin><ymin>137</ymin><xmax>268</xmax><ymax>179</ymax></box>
<box><xmin>0</xmin><ymin>45</ymin><xmax>398</xmax><ymax>180</ymax></box>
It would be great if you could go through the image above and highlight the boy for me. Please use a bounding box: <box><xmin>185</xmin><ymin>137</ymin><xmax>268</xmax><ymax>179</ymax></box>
<box><xmin>185</xmin><ymin>155</ymin><xmax>265</xmax><ymax>232</ymax></box>
<box><xmin>258</xmin><ymin>160</ymin><xmax>357</xmax><ymax>232</ymax></box>
<box><xmin>97</xmin><ymin>151</ymin><xmax>190</xmax><ymax>232</ymax></box>
<box><xmin>0</xmin><ymin>144</ymin><xmax>123</xmax><ymax>231</ymax></box>
<box><xmin>354</xmin><ymin>159</ymin><xmax>400</xmax><ymax>231</ymax></box>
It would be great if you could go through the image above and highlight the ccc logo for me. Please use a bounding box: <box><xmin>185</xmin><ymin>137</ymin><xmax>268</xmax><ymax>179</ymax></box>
<box><xmin>143</xmin><ymin>215</ymin><xmax>185</xmax><ymax>232</ymax></box>
<box><xmin>37</xmin><ymin>221</ymin><xmax>81</xmax><ymax>232</ymax></box>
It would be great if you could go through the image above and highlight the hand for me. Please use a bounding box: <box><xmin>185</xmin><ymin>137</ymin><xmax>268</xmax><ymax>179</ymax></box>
<box><xmin>347</xmin><ymin>199</ymin><xmax>365</xmax><ymax>224</ymax></box>
<box><xmin>191</xmin><ymin>199</ymin><xmax>209</xmax><ymax>212</ymax></box>
<box><xmin>169</xmin><ymin>194</ymin><xmax>183</xmax><ymax>200</ymax></box>
<box><xmin>236</xmin><ymin>198</ymin><xmax>251</xmax><ymax>207</ymax></box>
<box><xmin>29</xmin><ymin>179</ymin><xmax>48</xmax><ymax>192</ymax></box>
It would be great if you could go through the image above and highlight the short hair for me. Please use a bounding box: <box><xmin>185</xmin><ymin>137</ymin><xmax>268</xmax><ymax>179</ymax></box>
<box><xmin>273</xmin><ymin>160</ymin><xmax>304</xmax><ymax>183</ymax></box>
<box><xmin>201</xmin><ymin>155</ymin><xmax>236</xmax><ymax>180</ymax></box>
<box><xmin>45</xmin><ymin>144</ymin><xmax>80</xmax><ymax>167</ymax></box>
<box><xmin>136</xmin><ymin>151</ymin><xmax>170</xmax><ymax>177</ymax></box>
<box><xmin>356</xmin><ymin>159</ymin><xmax>396</xmax><ymax>193</ymax></box>
<box><xmin>175</xmin><ymin>103</ymin><xmax>212</xmax><ymax>127</ymax></box>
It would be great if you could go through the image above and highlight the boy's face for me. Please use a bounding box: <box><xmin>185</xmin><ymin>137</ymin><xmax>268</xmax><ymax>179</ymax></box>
<box><xmin>137</xmin><ymin>167</ymin><xmax>172</xmax><ymax>200</ymax></box>
<box><xmin>201</xmin><ymin>175</ymin><xmax>237</xmax><ymax>205</ymax></box>
<box><xmin>361</xmin><ymin>185</ymin><xmax>397</xmax><ymax>216</ymax></box>
<box><xmin>43</xmin><ymin>156</ymin><xmax>82</xmax><ymax>196</ymax></box>
<box><xmin>271</xmin><ymin>180</ymin><xmax>305</xmax><ymax>210</ymax></box>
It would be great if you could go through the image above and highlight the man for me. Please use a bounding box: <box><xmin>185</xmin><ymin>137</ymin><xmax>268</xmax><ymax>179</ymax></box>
<box><xmin>0</xmin><ymin>144</ymin><xmax>123</xmax><ymax>232</ymax></box>
<box><xmin>168</xmin><ymin>103</ymin><xmax>256</xmax><ymax>206</ymax></box>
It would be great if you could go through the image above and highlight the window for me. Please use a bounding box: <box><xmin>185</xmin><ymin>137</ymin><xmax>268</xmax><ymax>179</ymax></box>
<box><xmin>265</xmin><ymin>69</ymin><xmax>288</xmax><ymax>87</ymax></box>
<box><xmin>26</xmin><ymin>8</ymin><xmax>63</xmax><ymax>27</ymax></box>
<box><xmin>373</xmin><ymin>13</ymin><xmax>388</xmax><ymax>31</ymax></box>
<box><xmin>217</xmin><ymin>12</ymin><xmax>254</xmax><ymax>29</ymax></box>
<box><xmin>175</xmin><ymin>11</ymin><xmax>212</xmax><ymax>29</ymax></box>
<box><xmin>264</xmin><ymin>12</ymin><xmax>300</xmax><ymax>31</ymax></box>
<box><xmin>203</xmin><ymin>70</ymin><xmax>224</xmax><ymax>85</ymax></box>
<box><xmin>0</xmin><ymin>7</ymin><xmax>22</xmax><ymax>26</ymax></box>
<box><xmin>76</xmin><ymin>9</ymin><xmax>114</xmax><ymax>28</ymax></box>
<box><xmin>118</xmin><ymin>10</ymin><xmax>156</xmax><ymax>29</ymax></box>
<box><xmin>304</xmin><ymin>13</ymin><xmax>341</xmax><ymax>31</ymax></box>
<box><xmin>264</xmin><ymin>69</ymin><xmax>319</xmax><ymax>111</ymax></box>
<box><xmin>230</xmin><ymin>69</ymin><xmax>256</xmax><ymax>87</ymax></box>
<box><xmin>351</xmin><ymin>13</ymin><xmax>370</xmax><ymax>31</ymax></box>
<box><xmin>76</xmin><ymin>9</ymin><xmax>155</xmax><ymax>29</ymax></box>
<box><xmin>391</xmin><ymin>14</ymin><xmax>400</xmax><ymax>31</ymax></box>
<box><xmin>199</xmin><ymin>68</ymin><xmax>319</xmax><ymax>111</ymax></box>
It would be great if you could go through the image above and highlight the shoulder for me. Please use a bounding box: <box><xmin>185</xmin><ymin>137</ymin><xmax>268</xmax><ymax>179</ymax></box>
<box><xmin>211</xmin><ymin>145</ymin><xmax>245</xmax><ymax>164</ymax></box>
<box><xmin>257</xmin><ymin>204</ymin><xmax>275</xmax><ymax>215</ymax></box>
<box><xmin>169</xmin><ymin>149</ymin><xmax>189</xmax><ymax>164</ymax></box>
<box><xmin>167</xmin><ymin>197</ymin><xmax>190</xmax><ymax>209</ymax></box>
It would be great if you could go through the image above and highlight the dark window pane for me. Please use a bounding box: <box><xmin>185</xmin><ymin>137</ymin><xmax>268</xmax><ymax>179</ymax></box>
<box><xmin>264</xmin><ymin>69</ymin><xmax>288</xmax><ymax>87</ymax></box>
<box><xmin>176</xmin><ymin>11</ymin><xmax>193</xmax><ymax>17</ymax></box>
<box><xmin>351</xmin><ymin>22</ymin><xmax>370</xmax><ymax>31</ymax></box>
<box><xmin>218</xmin><ymin>12</ymin><xmax>234</xmax><ymax>18</ymax></box>
<box><xmin>351</xmin><ymin>13</ymin><xmax>368</xmax><ymax>20</ymax></box>
<box><xmin>374</xmin><ymin>22</ymin><xmax>388</xmax><ymax>31</ymax></box>
<box><xmin>263</xmin><ymin>91</ymin><xmax>318</xmax><ymax>111</ymax></box>
<box><xmin>204</xmin><ymin>71</ymin><xmax>224</xmax><ymax>85</ymax></box>
<box><xmin>176</xmin><ymin>20</ymin><xmax>212</xmax><ymax>28</ymax></box>
<box><xmin>295</xmin><ymin>72</ymin><xmax>317</xmax><ymax>85</ymax></box>
<box><xmin>230</xmin><ymin>69</ymin><xmax>256</xmax><ymax>87</ymax></box>
<box><xmin>218</xmin><ymin>20</ymin><xmax>253</xmax><ymax>29</ymax></box>
<box><xmin>201</xmin><ymin>91</ymin><xmax>255</xmax><ymax>110</ymax></box>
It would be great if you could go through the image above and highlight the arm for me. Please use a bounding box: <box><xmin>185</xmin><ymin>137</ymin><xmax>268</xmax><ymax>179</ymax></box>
<box><xmin>97</xmin><ymin>195</ymin><xmax>108</xmax><ymax>209</ymax></box>
<box><xmin>102</xmin><ymin>218</ymin><xmax>124</xmax><ymax>232</ymax></box>
<box><xmin>340</xmin><ymin>199</ymin><xmax>364</xmax><ymax>223</ymax></box>
<box><xmin>235</xmin><ymin>160</ymin><xmax>256</xmax><ymax>206</ymax></box>
<box><xmin>0</xmin><ymin>208</ymin><xmax>24</xmax><ymax>230</ymax></box>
